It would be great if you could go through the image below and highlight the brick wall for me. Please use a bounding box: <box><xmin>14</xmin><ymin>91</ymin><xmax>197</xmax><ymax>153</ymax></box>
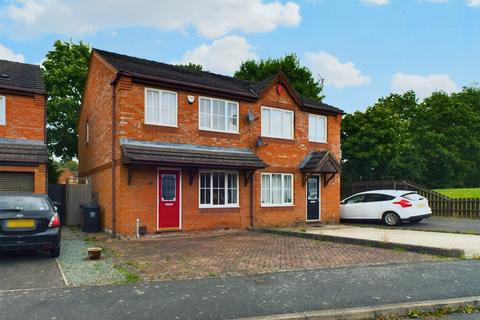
<box><xmin>78</xmin><ymin>53</ymin><xmax>116</xmax><ymax>228</ymax></box>
<box><xmin>79</xmin><ymin>53</ymin><xmax>342</xmax><ymax>236</ymax></box>
<box><xmin>0</xmin><ymin>93</ymin><xmax>45</xmax><ymax>141</ymax></box>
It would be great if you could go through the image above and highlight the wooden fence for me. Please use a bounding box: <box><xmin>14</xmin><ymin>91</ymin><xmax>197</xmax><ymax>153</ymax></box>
<box><xmin>341</xmin><ymin>180</ymin><xmax>480</xmax><ymax>219</ymax></box>
<box><xmin>65</xmin><ymin>178</ymin><xmax>93</xmax><ymax>226</ymax></box>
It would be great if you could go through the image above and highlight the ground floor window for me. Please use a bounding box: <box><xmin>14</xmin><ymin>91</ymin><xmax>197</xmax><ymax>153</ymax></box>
<box><xmin>261</xmin><ymin>173</ymin><xmax>293</xmax><ymax>206</ymax></box>
<box><xmin>200</xmin><ymin>171</ymin><xmax>238</xmax><ymax>207</ymax></box>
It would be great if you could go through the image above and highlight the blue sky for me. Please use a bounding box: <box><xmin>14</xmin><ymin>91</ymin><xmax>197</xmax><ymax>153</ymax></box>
<box><xmin>0</xmin><ymin>0</ymin><xmax>478</xmax><ymax>113</ymax></box>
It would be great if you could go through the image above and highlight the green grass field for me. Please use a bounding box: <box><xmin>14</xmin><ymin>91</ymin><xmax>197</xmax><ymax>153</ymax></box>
<box><xmin>434</xmin><ymin>188</ymin><xmax>480</xmax><ymax>198</ymax></box>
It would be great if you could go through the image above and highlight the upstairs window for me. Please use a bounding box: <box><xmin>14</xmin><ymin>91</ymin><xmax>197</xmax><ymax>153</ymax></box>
<box><xmin>145</xmin><ymin>88</ymin><xmax>177</xmax><ymax>127</ymax></box>
<box><xmin>0</xmin><ymin>96</ymin><xmax>5</xmax><ymax>125</ymax></box>
<box><xmin>199</xmin><ymin>97</ymin><xmax>238</xmax><ymax>133</ymax></box>
<box><xmin>308</xmin><ymin>114</ymin><xmax>327</xmax><ymax>143</ymax></box>
<box><xmin>261</xmin><ymin>106</ymin><xmax>293</xmax><ymax>139</ymax></box>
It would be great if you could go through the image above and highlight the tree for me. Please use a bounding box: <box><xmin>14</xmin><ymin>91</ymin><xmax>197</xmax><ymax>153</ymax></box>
<box><xmin>177</xmin><ymin>63</ymin><xmax>203</xmax><ymax>71</ymax></box>
<box><xmin>42</xmin><ymin>40</ymin><xmax>91</xmax><ymax>160</ymax></box>
<box><xmin>47</xmin><ymin>159</ymin><xmax>61</xmax><ymax>184</ymax></box>
<box><xmin>341</xmin><ymin>87</ymin><xmax>480</xmax><ymax>188</ymax></box>
<box><xmin>341</xmin><ymin>92</ymin><xmax>423</xmax><ymax>182</ymax></box>
<box><xmin>234</xmin><ymin>54</ymin><xmax>324</xmax><ymax>101</ymax></box>
<box><xmin>413</xmin><ymin>89</ymin><xmax>480</xmax><ymax>187</ymax></box>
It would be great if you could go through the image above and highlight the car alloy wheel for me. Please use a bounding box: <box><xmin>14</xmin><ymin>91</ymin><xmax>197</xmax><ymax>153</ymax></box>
<box><xmin>383</xmin><ymin>212</ymin><xmax>400</xmax><ymax>226</ymax></box>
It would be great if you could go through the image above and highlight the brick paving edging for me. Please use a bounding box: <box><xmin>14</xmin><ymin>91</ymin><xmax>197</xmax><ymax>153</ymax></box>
<box><xmin>250</xmin><ymin>227</ymin><xmax>464</xmax><ymax>258</ymax></box>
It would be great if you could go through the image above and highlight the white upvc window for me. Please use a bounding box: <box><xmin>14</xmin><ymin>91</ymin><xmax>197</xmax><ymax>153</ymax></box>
<box><xmin>199</xmin><ymin>97</ymin><xmax>239</xmax><ymax>133</ymax></box>
<box><xmin>261</xmin><ymin>106</ymin><xmax>293</xmax><ymax>139</ymax></box>
<box><xmin>145</xmin><ymin>88</ymin><xmax>178</xmax><ymax>127</ymax></box>
<box><xmin>308</xmin><ymin>114</ymin><xmax>327</xmax><ymax>143</ymax></box>
<box><xmin>0</xmin><ymin>96</ymin><xmax>5</xmax><ymax>125</ymax></box>
<box><xmin>261</xmin><ymin>173</ymin><xmax>293</xmax><ymax>206</ymax></box>
<box><xmin>199</xmin><ymin>171</ymin><xmax>239</xmax><ymax>208</ymax></box>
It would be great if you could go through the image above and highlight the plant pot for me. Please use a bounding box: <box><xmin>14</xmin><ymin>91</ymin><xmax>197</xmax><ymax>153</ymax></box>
<box><xmin>87</xmin><ymin>247</ymin><xmax>102</xmax><ymax>260</ymax></box>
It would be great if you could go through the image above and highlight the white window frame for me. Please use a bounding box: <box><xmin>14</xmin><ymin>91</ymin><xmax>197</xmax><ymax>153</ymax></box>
<box><xmin>261</xmin><ymin>173</ymin><xmax>294</xmax><ymax>207</ymax></box>
<box><xmin>261</xmin><ymin>106</ymin><xmax>294</xmax><ymax>140</ymax></box>
<box><xmin>198</xmin><ymin>96</ymin><xmax>239</xmax><ymax>134</ymax></box>
<box><xmin>308</xmin><ymin>114</ymin><xmax>327</xmax><ymax>143</ymax></box>
<box><xmin>144</xmin><ymin>87</ymin><xmax>178</xmax><ymax>127</ymax></box>
<box><xmin>199</xmin><ymin>170</ymin><xmax>239</xmax><ymax>208</ymax></box>
<box><xmin>0</xmin><ymin>95</ymin><xmax>5</xmax><ymax>125</ymax></box>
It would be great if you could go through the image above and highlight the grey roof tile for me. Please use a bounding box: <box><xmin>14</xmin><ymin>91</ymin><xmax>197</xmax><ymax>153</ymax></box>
<box><xmin>0</xmin><ymin>59</ymin><xmax>45</xmax><ymax>94</ymax></box>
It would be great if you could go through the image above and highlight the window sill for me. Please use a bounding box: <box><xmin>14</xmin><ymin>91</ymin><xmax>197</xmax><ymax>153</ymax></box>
<box><xmin>260</xmin><ymin>204</ymin><xmax>294</xmax><ymax>208</ymax></box>
<box><xmin>260</xmin><ymin>205</ymin><xmax>295</xmax><ymax>212</ymax></box>
<box><xmin>198</xmin><ymin>129</ymin><xmax>240</xmax><ymax>139</ymax></box>
<box><xmin>260</xmin><ymin>136</ymin><xmax>296</xmax><ymax>145</ymax></box>
<box><xmin>309</xmin><ymin>140</ymin><xmax>328</xmax><ymax>144</ymax></box>
<box><xmin>144</xmin><ymin>122</ymin><xmax>178</xmax><ymax>128</ymax></box>
<box><xmin>144</xmin><ymin>124</ymin><xmax>179</xmax><ymax>133</ymax></box>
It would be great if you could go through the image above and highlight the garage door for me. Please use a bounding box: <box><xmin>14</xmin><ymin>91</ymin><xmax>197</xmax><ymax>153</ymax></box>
<box><xmin>0</xmin><ymin>172</ymin><xmax>35</xmax><ymax>192</ymax></box>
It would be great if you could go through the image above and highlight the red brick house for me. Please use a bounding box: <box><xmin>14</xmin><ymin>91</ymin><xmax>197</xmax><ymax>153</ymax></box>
<box><xmin>78</xmin><ymin>49</ymin><xmax>343</xmax><ymax>236</ymax></box>
<box><xmin>0</xmin><ymin>59</ymin><xmax>47</xmax><ymax>193</ymax></box>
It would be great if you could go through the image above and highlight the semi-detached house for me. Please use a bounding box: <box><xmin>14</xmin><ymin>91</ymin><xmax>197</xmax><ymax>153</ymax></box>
<box><xmin>0</xmin><ymin>59</ymin><xmax>47</xmax><ymax>193</ymax></box>
<box><xmin>78</xmin><ymin>49</ymin><xmax>343</xmax><ymax>236</ymax></box>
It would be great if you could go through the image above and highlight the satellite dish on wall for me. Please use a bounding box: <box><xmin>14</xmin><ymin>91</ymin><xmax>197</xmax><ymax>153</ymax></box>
<box><xmin>187</xmin><ymin>95</ymin><xmax>195</xmax><ymax>104</ymax></box>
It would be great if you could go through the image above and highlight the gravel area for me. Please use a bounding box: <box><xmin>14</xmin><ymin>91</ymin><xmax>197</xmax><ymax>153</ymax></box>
<box><xmin>57</xmin><ymin>240</ymin><xmax>128</xmax><ymax>286</ymax></box>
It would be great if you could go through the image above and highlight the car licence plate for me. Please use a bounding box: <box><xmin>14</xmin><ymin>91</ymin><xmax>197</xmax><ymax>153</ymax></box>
<box><xmin>417</xmin><ymin>202</ymin><xmax>425</xmax><ymax>208</ymax></box>
<box><xmin>6</xmin><ymin>219</ymin><xmax>35</xmax><ymax>228</ymax></box>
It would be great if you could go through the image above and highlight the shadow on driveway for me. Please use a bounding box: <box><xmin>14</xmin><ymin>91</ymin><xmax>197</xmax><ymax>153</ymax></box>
<box><xmin>0</xmin><ymin>251</ymin><xmax>65</xmax><ymax>291</ymax></box>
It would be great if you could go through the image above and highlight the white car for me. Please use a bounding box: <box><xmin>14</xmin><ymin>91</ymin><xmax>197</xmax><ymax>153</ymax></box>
<box><xmin>340</xmin><ymin>190</ymin><xmax>432</xmax><ymax>226</ymax></box>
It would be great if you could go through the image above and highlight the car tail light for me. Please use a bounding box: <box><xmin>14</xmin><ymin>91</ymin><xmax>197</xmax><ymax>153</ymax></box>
<box><xmin>48</xmin><ymin>213</ymin><xmax>60</xmax><ymax>228</ymax></box>
<box><xmin>393</xmin><ymin>199</ymin><xmax>412</xmax><ymax>208</ymax></box>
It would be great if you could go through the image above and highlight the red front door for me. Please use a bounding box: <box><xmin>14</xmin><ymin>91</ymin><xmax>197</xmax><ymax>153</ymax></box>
<box><xmin>158</xmin><ymin>169</ymin><xmax>180</xmax><ymax>229</ymax></box>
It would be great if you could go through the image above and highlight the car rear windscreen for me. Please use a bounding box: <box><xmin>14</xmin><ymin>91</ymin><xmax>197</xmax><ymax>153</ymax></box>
<box><xmin>0</xmin><ymin>196</ymin><xmax>50</xmax><ymax>212</ymax></box>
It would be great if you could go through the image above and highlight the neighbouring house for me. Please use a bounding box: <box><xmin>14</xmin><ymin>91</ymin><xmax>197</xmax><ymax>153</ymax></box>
<box><xmin>0</xmin><ymin>59</ymin><xmax>47</xmax><ymax>193</ymax></box>
<box><xmin>58</xmin><ymin>168</ymin><xmax>78</xmax><ymax>184</ymax></box>
<box><xmin>78</xmin><ymin>49</ymin><xmax>343</xmax><ymax>236</ymax></box>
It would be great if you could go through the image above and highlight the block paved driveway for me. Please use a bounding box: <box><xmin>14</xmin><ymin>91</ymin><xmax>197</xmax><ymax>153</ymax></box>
<box><xmin>107</xmin><ymin>231</ymin><xmax>434</xmax><ymax>281</ymax></box>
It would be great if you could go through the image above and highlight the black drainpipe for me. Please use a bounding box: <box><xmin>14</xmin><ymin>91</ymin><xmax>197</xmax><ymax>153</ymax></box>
<box><xmin>111</xmin><ymin>73</ymin><xmax>121</xmax><ymax>237</ymax></box>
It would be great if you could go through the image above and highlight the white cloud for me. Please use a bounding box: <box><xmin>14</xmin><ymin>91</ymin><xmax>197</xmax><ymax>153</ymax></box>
<box><xmin>467</xmin><ymin>0</ymin><xmax>480</xmax><ymax>7</ymax></box>
<box><xmin>173</xmin><ymin>36</ymin><xmax>257</xmax><ymax>75</ymax></box>
<box><xmin>391</xmin><ymin>73</ymin><xmax>458</xmax><ymax>98</ymax></box>
<box><xmin>304</xmin><ymin>51</ymin><xmax>371</xmax><ymax>88</ymax></box>
<box><xmin>0</xmin><ymin>44</ymin><xmax>25</xmax><ymax>62</ymax></box>
<box><xmin>360</xmin><ymin>0</ymin><xmax>390</xmax><ymax>5</ymax></box>
<box><xmin>0</xmin><ymin>0</ymin><xmax>301</xmax><ymax>39</ymax></box>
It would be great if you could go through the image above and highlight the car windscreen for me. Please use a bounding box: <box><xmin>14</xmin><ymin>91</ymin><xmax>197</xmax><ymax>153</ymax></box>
<box><xmin>0</xmin><ymin>196</ymin><xmax>50</xmax><ymax>212</ymax></box>
<box><xmin>401</xmin><ymin>192</ymin><xmax>424</xmax><ymax>201</ymax></box>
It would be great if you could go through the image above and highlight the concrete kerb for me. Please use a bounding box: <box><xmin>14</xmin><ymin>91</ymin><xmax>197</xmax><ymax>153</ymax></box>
<box><xmin>250</xmin><ymin>228</ymin><xmax>465</xmax><ymax>258</ymax></box>
<box><xmin>235</xmin><ymin>296</ymin><xmax>480</xmax><ymax>320</ymax></box>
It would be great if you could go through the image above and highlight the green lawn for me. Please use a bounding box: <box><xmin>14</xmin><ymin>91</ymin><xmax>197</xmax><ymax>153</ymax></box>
<box><xmin>434</xmin><ymin>188</ymin><xmax>480</xmax><ymax>198</ymax></box>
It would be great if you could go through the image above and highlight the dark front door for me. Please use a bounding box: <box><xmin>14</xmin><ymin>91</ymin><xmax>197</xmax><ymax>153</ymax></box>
<box><xmin>158</xmin><ymin>170</ymin><xmax>180</xmax><ymax>230</ymax></box>
<box><xmin>307</xmin><ymin>176</ymin><xmax>320</xmax><ymax>221</ymax></box>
